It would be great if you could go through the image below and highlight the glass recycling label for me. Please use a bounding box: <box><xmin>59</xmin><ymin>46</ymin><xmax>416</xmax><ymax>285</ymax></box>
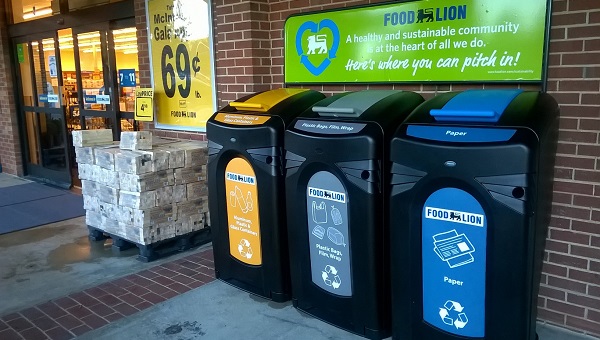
<box><xmin>306</xmin><ymin>171</ymin><xmax>352</xmax><ymax>296</ymax></box>
<box><xmin>225</xmin><ymin>157</ymin><xmax>262</xmax><ymax>266</ymax></box>
<box><xmin>422</xmin><ymin>187</ymin><xmax>487</xmax><ymax>337</ymax></box>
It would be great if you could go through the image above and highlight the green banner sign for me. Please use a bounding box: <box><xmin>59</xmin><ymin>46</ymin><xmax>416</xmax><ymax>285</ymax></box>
<box><xmin>284</xmin><ymin>0</ymin><xmax>548</xmax><ymax>83</ymax></box>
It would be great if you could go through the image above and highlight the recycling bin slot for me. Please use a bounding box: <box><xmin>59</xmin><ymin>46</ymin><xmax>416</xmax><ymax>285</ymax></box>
<box><xmin>228</xmin><ymin>89</ymin><xmax>310</xmax><ymax>112</ymax></box>
<box><xmin>285</xmin><ymin>90</ymin><xmax>424</xmax><ymax>339</ymax></box>
<box><xmin>312</xmin><ymin>106</ymin><xmax>358</xmax><ymax>117</ymax></box>
<box><xmin>429</xmin><ymin>109</ymin><xmax>497</xmax><ymax>122</ymax></box>
<box><xmin>389</xmin><ymin>90</ymin><xmax>559</xmax><ymax>340</ymax></box>
<box><xmin>207</xmin><ymin>88</ymin><xmax>325</xmax><ymax>302</ymax></box>
<box><xmin>229</xmin><ymin>102</ymin><xmax>265</xmax><ymax>111</ymax></box>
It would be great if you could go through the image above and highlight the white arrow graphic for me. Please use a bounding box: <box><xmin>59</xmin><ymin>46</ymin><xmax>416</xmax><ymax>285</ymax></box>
<box><xmin>332</xmin><ymin>279</ymin><xmax>341</xmax><ymax>289</ymax></box>
<box><xmin>439</xmin><ymin>308</ymin><xmax>453</xmax><ymax>326</ymax></box>
<box><xmin>454</xmin><ymin>313</ymin><xmax>468</xmax><ymax>329</ymax></box>
<box><xmin>452</xmin><ymin>301</ymin><xmax>464</xmax><ymax>312</ymax></box>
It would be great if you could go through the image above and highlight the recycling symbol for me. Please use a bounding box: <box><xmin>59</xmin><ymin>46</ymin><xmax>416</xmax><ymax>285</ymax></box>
<box><xmin>321</xmin><ymin>265</ymin><xmax>341</xmax><ymax>289</ymax></box>
<box><xmin>439</xmin><ymin>300</ymin><xmax>468</xmax><ymax>329</ymax></box>
<box><xmin>238</xmin><ymin>239</ymin><xmax>253</xmax><ymax>259</ymax></box>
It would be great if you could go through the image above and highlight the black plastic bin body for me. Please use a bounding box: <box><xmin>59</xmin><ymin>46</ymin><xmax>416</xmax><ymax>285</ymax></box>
<box><xmin>207</xmin><ymin>88</ymin><xmax>325</xmax><ymax>302</ymax></box>
<box><xmin>285</xmin><ymin>90</ymin><xmax>424</xmax><ymax>339</ymax></box>
<box><xmin>389</xmin><ymin>90</ymin><xmax>559</xmax><ymax>340</ymax></box>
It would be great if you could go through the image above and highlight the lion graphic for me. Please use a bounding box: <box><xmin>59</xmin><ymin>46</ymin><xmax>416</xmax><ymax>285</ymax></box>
<box><xmin>417</xmin><ymin>8</ymin><xmax>434</xmax><ymax>23</ymax></box>
<box><xmin>307</xmin><ymin>35</ymin><xmax>328</xmax><ymax>55</ymax></box>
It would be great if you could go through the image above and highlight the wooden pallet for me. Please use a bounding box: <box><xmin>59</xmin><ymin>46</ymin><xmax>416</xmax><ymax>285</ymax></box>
<box><xmin>87</xmin><ymin>226</ymin><xmax>212</xmax><ymax>262</ymax></box>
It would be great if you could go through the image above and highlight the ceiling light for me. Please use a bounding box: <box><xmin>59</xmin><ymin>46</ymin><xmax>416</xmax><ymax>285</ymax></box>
<box><xmin>113</xmin><ymin>36</ymin><xmax>138</xmax><ymax>43</ymax></box>
<box><xmin>114</xmin><ymin>44</ymin><xmax>138</xmax><ymax>50</ymax></box>
<box><xmin>113</xmin><ymin>28</ymin><xmax>137</xmax><ymax>35</ymax></box>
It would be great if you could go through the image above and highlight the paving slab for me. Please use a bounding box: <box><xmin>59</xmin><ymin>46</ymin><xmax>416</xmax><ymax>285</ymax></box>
<box><xmin>78</xmin><ymin>280</ymin><xmax>367</xmax><ymax>340</ymax></box>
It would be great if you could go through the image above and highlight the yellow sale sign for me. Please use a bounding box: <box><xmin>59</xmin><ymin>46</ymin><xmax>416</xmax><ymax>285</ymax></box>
<box><xmin>225</xmin><ymin>158</ymin><xmax>262</xmax><ymax>265</ymax></box>
<box><xmin>134</xmin><ymin>88</ymin><xmax>154</xmax><ymax>122</ymax></box>
<box><xmin>147</xmin><ymin>0</ymin><xmax>214</xmax><ymax>131</ymax></box>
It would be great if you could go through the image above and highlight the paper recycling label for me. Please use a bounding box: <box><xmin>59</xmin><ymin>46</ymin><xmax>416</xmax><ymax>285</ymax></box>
<box><xmin>422</xmin><ymin>187</ymin><xmax>487</xmax><ymax>337</ymax></box>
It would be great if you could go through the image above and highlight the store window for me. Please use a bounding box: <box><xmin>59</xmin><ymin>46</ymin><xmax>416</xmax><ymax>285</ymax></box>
<box><xmin>56</xmin><ymin>28</ymin><xmax>78</xmax><ymax>131</ymax></box>
<box><xmin>114</xmin><ymin>27</ymin><xmax>138</xmax><ymax>113</ymax></box>
<box><xmin>51</xmin><ymin>26</ymin><xmax>137</xmax><ymax>134</ymax></box>
<box><xmin>113</xmin><ymin>27</ymin><xmax>139</xmax><ymax>132</ymax></box>
<box><xmin>32</xmin><ymin>38</ymin><xmax>59</xmax><ymax>108</ymax></box>
<box><xmin>76</xmin><ymin>30</ymin><xmax>106</xmax><ymax>113</ymax></box>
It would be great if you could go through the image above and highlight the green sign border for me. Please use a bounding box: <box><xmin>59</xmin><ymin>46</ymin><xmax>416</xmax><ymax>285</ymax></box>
<box><xmin>284</xmin><ymin>0</ymin><xmax>551</xmax><ymax>85</ymax></box>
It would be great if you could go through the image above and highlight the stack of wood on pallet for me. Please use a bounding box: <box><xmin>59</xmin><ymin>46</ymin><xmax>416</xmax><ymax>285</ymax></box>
<box><xmin>73</xmin><ymin>129</ymin><xmax>209</xmax><ymax>245</ymax></box>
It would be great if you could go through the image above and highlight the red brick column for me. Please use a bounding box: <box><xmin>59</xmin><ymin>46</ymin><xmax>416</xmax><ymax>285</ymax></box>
<box><xmin>0</xmin><ymin>4</ymin><xmax>23</xmax><ymax>175</ymax></box>
<box><xmin>134</xmin><ymin>0</ymin><xmax>151</xmax><ymax>90</ymax></box>
<box><xmin>537</xmin><ymin>0</ymin><xmax>600</xmax><ymax>336</ymax></box>
<box><xmin>214</xmin><ymin>0</ymin><xmax>271</xmax><ymax>107</ymax></box>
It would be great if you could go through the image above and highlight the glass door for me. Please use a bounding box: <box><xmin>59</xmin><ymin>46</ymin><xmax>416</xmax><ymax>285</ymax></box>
<box><xmin>14</xmin><ymin>32</ymin><xmax>71</xmax><ymax>186</ymax></box>
<box><xmin>71</xmin><ymin>20</ymin><xmax>138</xmax><ymax>141</ymax></box>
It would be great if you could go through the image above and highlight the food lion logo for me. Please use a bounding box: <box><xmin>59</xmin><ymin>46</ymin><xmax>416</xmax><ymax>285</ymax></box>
<box><xmin>295</xmin><ymin>19</ymin><xmax>340</xmax><ymax>76</ymax></box>
<box><xmin>417</xmin><ymin>8</ymin><xmax>434</xmax><ymax>23</ymax></box>
<box><xmin>425</xmin><ymin>206</ymin><xmax>484</xmax><ymax>227</ymax></box>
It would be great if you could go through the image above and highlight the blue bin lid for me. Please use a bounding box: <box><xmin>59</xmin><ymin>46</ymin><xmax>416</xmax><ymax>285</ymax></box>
<box><xmin>430</xmin><ymin>89</ymin><xmax>523</xmax><ymax>123</ymax></box>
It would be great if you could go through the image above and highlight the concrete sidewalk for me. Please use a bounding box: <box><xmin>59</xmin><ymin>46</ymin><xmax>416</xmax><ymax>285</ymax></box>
<box><xmin>79</xmin><ymin>280</ymin><xmax>596</xmax><ymax>340</ymax></box>
<box><xmin>78</xmin><ymin>281</ymin><xmax>365</xmax><ymax>340</ymax></box>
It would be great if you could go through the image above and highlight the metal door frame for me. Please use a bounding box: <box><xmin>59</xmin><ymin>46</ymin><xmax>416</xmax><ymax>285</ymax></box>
<box><xmin>13</xmin><ymin>31</ymin><xmax>72</xmax><ymax>187</ymax></box>
<box><xmin>71</xmin><ymin>19</ymin><xmax>137</xmax><ymax>141</ymax></box>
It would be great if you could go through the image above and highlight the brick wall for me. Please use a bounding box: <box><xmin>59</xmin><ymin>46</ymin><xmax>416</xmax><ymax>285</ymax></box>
<box><xmin>0</xmin><ymin>2</ymin><xmax>23</xmax><ymax>175</ymax></box>
<box><xmin>215</xmin><ymin>0</ymin><xmax>272</xmax><ymax>105</ymax></box>
<box><xmin>538</xmin><ymin>0</ymin><xmax>600</xmax><ymax>336</ymax></box>
<box><xmin>135</xmin><ymin>0</ymin><xmax>600</xmax><ymax>336</ymax></box>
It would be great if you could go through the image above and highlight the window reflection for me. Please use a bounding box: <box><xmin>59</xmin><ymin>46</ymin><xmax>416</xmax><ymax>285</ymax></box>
<box><xmin>11</xmin><ymin>0</ymin><xmax>53</xmax><ymax>24</ymax></box>
<box><xmin>10</xmin><ymin>0</ymin><xmax>126</xmax><ymax>24</ymax></box>
<box><xmin>114</xmin><ymin>27</ymin><xmax>139</xmax><ymax>113</ymax></box>
<box><xmin>32</xmin><ymin>38</ymin><xmax>60</xmax><ymax>108</ymax></box>
<box><xmin>40</xmin><ymin>113</ymin><xmax>67</xmax><ymax>170</ymax></box>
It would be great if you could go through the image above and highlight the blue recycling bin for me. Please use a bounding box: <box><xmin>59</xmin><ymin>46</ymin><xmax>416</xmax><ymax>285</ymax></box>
<box><xmin>389</xmin><ymin>90</ymin><xmax>558</xmax><ymax>340</ymax></box>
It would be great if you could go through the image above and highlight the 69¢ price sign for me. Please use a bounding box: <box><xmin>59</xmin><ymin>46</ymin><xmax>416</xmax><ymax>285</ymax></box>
<box><xmin>160</xmin><ymin>44</ymin><xmax>201</xmax><ymax>99</ymax></box>
<box><xmin>148</xmin><ymin>0</ymin><xmax>214</xmax><ymax>131</ymax></box>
